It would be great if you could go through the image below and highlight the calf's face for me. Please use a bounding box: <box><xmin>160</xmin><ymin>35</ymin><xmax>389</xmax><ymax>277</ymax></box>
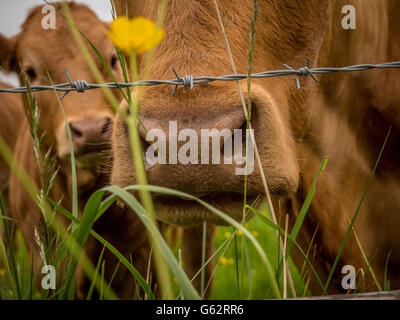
<box><xmin>111</xmin><ymin>0</ymin><xmax>328</xmax><ymax>225</ymax></box>
<box><xmin>0</xmin><ymin>3</ymin><xmax>123</xmax><ymax>187</ymax></box>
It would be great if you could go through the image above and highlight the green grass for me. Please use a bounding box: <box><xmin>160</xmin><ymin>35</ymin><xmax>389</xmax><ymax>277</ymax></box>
<box><xmin>210</xmin><ymin>217</ymin><xmax>306</xmax><ymax>299</ymax></box>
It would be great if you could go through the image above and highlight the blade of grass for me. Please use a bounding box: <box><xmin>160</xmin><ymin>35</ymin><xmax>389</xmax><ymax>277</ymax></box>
<box><xmin>283</xmin><ymin>214</ymin><xmax>289</xmax><ymax>298</ymax></box>
<box><xmin>286</xmin><ymin>158</ymin><xmax>328</xmax><ymax>259</ymax></box>
<box><xmin>200</xmin><ymin>221</ymin><xmax>207</xmax><ymax>297</ymax></box>
<box><xmin>243</xmin><ymin>239</ymin><xmax>252</xmax><ymax>299</ymax></box>
<box><xmin>105</xmin><ymin>260</ymin><xmax>121</xmax><ymax>300</ymax></box>
<box><xmin>62</xmin><ymin>190</ymin><xmax>105</xmax><ymax>299</ymax></box>
<box><xmin>300</xmin><ymin>225</ymin><xmax>319</xmax><ymax>279</ymax></box>
<box><xmin>355</xmin><ymin>250</ymin><xmax>378</xmax><ymax>293</ymax></box>
<box><xmin>126</xmin><ymin>46</ymin><xmax>173</xmax><ymax>299</ymax></box>
<box><xmin>384</xmin><ymin>251</ymin><xmax>391</xmax><ymax>291</ymax></box>
<box><xmin>349</xmin><ymin>218</ymin><xmax>382</xmax><ymax>291</ymax></box>
<box><xmin>74</xmin><ymin>28</ymin><xmax>128</xmax><ymax>103</ymax></box>
<box><xmin>178</xmin><ymin>249</ymin><xmax>184</xmax><ymax>300</ymax></box>
<box><xmin>100</xmin><ymin>260</ymin><xmax>105</xmax><ymax>300</ymax></box>
<box><xmin>234</xmin><ymin>230</ymin><xmax>240</xmax><ymax>299</ymax></box>
<box><xmin>15</xmin><ymin>230</ymin><xmax>31</xmax><ymax>299</ymax></box>
<box><xmin>86</xmin><ymin>246</ymin><xmax>106</xmax><ymax>300</ymax></box>
<box><xmin>241</xmin><ymin>0</ymin><xmax>257</xmax><ymax>297</ymax></box>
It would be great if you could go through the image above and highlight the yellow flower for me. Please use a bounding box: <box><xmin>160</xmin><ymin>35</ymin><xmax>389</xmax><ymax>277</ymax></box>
<box><xmin>220</xmin><ymin>257</ymin><xmax>228</xmax><ymax>265</ymax></box>
<box><xmin>237</xmin><ymin>229</ymin><xmax>243</xmax><ymax>236</ymax></box>
<box><xmin>108</xmin><ymin>16</ymin><xmax>164</xmax><ymax>54</ymax></box>
<box><xmin>0</xmin><ymin>268</ymin><xmax>4</xmax><ymax>277</ymax></box>
<box><xmin>224</xmin><ymin>232</ymin><xmax>231</xmax><ymax>239</ymax></box>
<box><xmin>251</xmin><ymin>230</ymin><xmax>259</xmax><ymax>237</ymax></box>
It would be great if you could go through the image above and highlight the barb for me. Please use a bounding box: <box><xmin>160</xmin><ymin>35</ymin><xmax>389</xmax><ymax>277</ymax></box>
<box><xmin>1</xmin><ymin>61</ymin><xmax>399</xmax><ymax>97</ymax></box>
<box><xmin>283</xmin><ymin>58</ymin><xmax>318</xmax><ymax>90</ymax></box>
<box><xmin>171</xmin><ymin>66</ymin><xmax>194</xmax><ymax>96</ymax></box>
<box><xmin>60</xmin><ymin>70</ymin><xmax>90</xmax><ymax>100</ymax></box>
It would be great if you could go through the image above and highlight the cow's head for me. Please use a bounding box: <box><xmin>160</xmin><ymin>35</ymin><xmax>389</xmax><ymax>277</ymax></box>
<box><xmin>0</xmin><ymin>2</ymin><xmax>123</xmax><ymax>189</ymax></box>
<box><xmin>111</xmin><ymin>0</ymin><xmax>329</xmax><ymax>225</ymax></box>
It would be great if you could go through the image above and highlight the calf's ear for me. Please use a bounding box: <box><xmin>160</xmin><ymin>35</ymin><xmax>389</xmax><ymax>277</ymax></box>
<box><xmin>0</xmin><ymin>34</ymin><xmax>18</xmax><ymax>72</ymax></box>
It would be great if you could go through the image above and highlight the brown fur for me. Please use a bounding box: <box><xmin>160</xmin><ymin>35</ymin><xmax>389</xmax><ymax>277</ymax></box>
<box><xmin>112</xmin><ymin>0</ymin><xmax>400</xmax><ymax>294</ymax></box>
<box><xmin>0</xmin><ymin>82</ymin><xmax>25</xmax><ymax>190</ymax></box>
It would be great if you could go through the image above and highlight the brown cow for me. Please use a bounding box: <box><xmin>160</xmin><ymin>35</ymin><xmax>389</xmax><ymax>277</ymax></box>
<box><xmin>0</xmin><ymin>82</ymin><xmax>25</xmax><ymax>254</ymax></box>
<box><xmin>0</xmin><ymin>3</ymin><xmax>152</xmax><ymax>299</ymax></box>
<box><xmin>112</xmin><ymin>0</ymin><xmax>400</xmax><ymax>294</ymax></box>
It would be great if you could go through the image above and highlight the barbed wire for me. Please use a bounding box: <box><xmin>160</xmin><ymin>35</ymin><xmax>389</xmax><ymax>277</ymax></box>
<box><xmin>0</xmin><ymin>60</ymin><xmax>399</xmax><ymax>99</ymax></box>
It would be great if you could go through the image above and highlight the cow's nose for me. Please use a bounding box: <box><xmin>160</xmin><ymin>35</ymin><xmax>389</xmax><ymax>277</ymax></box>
<box><xmin>69</xmin><ymin>117</ymin><xmax>113</xmax><ymax>155</ymax></box>
<box><xmin>136</xmin><ymin>106</ymin><xmax>247</xmax><ymax>192</ymax></box>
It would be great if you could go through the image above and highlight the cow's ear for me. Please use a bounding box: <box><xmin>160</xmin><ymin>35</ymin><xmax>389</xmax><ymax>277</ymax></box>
<box><xmin>0</xmin><ymin>34</ymin><xmax>18</xmax><ymax>72</ymax></box>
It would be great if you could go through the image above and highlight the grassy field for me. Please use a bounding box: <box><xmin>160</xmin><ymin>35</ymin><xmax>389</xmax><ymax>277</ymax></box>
<box><xmin>0</xmin><ymin>200</ymin><xmax>307</xmax><ymax>300</ymax></box>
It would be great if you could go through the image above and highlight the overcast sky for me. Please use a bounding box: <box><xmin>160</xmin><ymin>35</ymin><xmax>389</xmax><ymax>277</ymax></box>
<box><xmin>0</xmin><ymin>0</ymin><xmax>112</xmax><ymax>85</ymax></box>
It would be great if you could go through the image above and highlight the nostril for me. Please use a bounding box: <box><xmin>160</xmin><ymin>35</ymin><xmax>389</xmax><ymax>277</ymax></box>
<box><xmin>100</xmin><ymin>117</ymin><xmax>113</xmax><ymax>135</ymax></box>
<box><xmin>69</xmin><ymin>122</ymin><xmax>83</xmax><ymax>138</ymax></box>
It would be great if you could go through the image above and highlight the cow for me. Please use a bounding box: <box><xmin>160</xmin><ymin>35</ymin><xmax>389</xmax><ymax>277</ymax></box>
<box><xmin>0</xmin><ymin>2</ymin><xmax>153</xmax><ymax>299</ymax></box>
<box><xmin>111</xmin><ymin>0</ymin><xmax>400</xmax><ymax>294</ymax></box>
<box><xmin>0</xmin><ymin>82</ymin><xmax>25</xmax><ymax>257</ymax></box>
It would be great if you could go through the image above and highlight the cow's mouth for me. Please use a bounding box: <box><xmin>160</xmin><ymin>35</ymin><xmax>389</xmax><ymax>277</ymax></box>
<box><xmin>74</xmin><ymin>150</ymin><xmax>110</xmax><ymax>169</ymax></box>
<box><xmin>60</xmin><ymin>148</ymin><xmax>111</xmax><ymax>170</ymax></box>
<box><xmin>59</xmin><ymin>149</ymin><xmax>112</xmax><ymax>192</ymax></box>
<box><xmin>152</xmin><ymin>191</ymin><xmax>260</xmax><ymax>226</ymax></box>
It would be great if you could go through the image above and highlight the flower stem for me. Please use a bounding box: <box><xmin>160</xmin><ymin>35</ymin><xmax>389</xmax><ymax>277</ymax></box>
<box><xmin>127</xmin><ymin>52</ymin><xmax>173</xmax><ymax>299</ymax></box>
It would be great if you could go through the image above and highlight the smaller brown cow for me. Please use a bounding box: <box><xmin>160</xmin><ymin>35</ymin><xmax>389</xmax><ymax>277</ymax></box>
<box><xmin>0</xmin><ymin>2</ymin><xmax>214</xmax><ymax>299</ymax></box>
<box><xmin>0</xmin><ymin>81</ymin><xmax>25</xmax><ymax>258</ymax></box>
<box><xmin>0</xmin><ymin>3</ymin><xmax>150</xmax><ymax>299</ymax></box>
<box><xmin>0</xmin><ymin>82</ymin><xmax>25</xmax><ymax>191</ymax></box>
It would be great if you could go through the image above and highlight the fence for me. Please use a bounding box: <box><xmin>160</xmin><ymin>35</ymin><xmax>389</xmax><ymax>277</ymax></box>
<box><xmin>0</xmin><ymin>61</ymin><xmax>399</xmax><ymax>99</ymax></box>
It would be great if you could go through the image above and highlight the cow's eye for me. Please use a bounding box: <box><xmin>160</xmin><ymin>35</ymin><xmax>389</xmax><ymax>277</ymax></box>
<box><xmin>24</xmin><ymin>68</ymin><xmax>37</xmax><ymax>81</ymax></box>
<box><xmin>110</xmin><ymin>55</ymin><xmax>118</xmax><ymax>69</ymax></box>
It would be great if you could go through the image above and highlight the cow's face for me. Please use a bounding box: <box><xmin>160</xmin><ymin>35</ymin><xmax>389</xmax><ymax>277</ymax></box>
<box><xmin>111</xmin><ymin>0</ymin><xmax>329</xmax><ymax>225</ymax></box>
<box><xmin>0</xmin><ymin>3</ymin><xmax>123</xmax><ymax>187</ymax></box>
